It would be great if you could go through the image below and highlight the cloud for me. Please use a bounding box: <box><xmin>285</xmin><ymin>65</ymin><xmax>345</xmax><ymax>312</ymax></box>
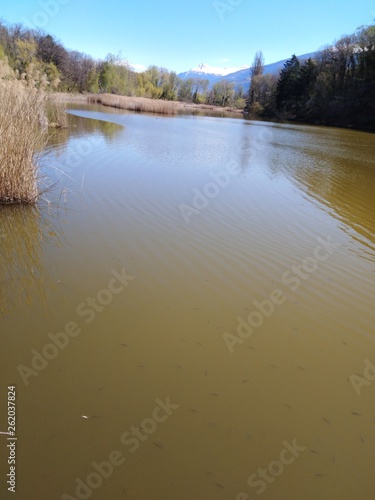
<box><xmin>219</xmin><ymin>58</ymin><xmax>230</xmax><ymax>63</ymax></box>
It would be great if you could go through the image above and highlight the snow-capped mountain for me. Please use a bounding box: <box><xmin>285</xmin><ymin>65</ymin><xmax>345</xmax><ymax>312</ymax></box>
<box><xmin>178</xmin><ymin>53</ymin><xmax>316</xmax><ymax>90</ymax></box>
<box><xmin>186</xmin><ymin>63</ymin><xmax>247</xmax><ymax>77</ymax></box>
<box><xmin>178</xmin><ymin>63</ymin><xmax>247</xmax><ymax>85</ymax></box>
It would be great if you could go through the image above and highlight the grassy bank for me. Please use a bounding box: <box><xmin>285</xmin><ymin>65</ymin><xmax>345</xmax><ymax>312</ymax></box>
<box><xmin>0</xmin><ymin>82</ymin><xmax>46</xmax><ymax>204</ymax></box>
<box><xmin>88</xmin><ymin>94</ymin><xmax>180</xmax><ymax>115</ymax></box>
<box><xmin>85</xmin><ymin>93</ymin><xmax>243</xmax><ymax>117</ymax></box>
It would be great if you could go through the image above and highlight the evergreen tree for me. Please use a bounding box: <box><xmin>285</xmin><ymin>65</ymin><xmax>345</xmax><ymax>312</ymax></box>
<box><xmin>275</xmin><ymin>55</ymin><xmax>301</xmax><ymax>112</ymax></box>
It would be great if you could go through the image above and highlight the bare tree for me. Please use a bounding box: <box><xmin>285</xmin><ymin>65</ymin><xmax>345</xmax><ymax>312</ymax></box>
<box><xmin>247</xmin><ymin>51</ymin><xmax>265</xmax><ymax>111</ymax></box>
<box><xmin>250</xmin><ymin>51</ymin><xmax>265</xmax><ymax>78</ymax></box>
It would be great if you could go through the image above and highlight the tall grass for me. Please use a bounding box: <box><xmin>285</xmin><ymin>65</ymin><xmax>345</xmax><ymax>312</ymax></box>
<box><xmin>46</xmin><ymin>97</ymin><xmax>68</xmax><ymax>129</ymax></box>
<box><xmin>0</xmin><ymin>81</ymin><xmax>46</xmax><ymax>204</ymax></box>
<box><xmin>88</xmin><ymin>94</ymin><xmax>179</xmax><ymax>115</ymax></box>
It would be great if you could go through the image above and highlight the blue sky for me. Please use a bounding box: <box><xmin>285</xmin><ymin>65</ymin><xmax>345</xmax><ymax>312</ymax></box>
<box><xmin>1</xmin><ymin>0</ymin><xmax>374</xmax><ymax>73</ymax></box>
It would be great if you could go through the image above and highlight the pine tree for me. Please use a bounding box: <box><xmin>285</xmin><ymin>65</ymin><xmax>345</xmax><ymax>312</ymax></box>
<box><xmin>275</xmin><ymin>55</ymin><xmax>301</xmax><ymax>112</ymax></box>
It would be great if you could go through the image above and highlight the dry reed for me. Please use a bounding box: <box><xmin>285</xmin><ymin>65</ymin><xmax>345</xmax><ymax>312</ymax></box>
<box><xmin>0</xmin><ymin>81</ymin><xmax>47</xmax><ymax>204</ymax></box>
<box><xmin>88</xmin><ymin>93</ymin><xmax>243</xmax><ymax>118</ymax></box>
<box><xmin>88</xmin><ymin>94</ymin><xmax>179</xmax><ymax>115</ymax></box>
<box><xmin>46</xmin><ymin>97</ymin><xmax>68</xmax><ymax>129</ymax></box>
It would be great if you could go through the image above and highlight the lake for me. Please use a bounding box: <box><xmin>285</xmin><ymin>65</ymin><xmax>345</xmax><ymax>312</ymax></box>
<box><xmin>1</xmin><ymin>106</ymin><xmax>375</xmax><ymax>499</ymax></box>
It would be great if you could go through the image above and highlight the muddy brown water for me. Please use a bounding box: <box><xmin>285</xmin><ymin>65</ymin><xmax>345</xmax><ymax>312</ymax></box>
<box><xmin>1</xmin><ymin>106</ymin><xmax>374</xmax><ymax>499</ymax></box>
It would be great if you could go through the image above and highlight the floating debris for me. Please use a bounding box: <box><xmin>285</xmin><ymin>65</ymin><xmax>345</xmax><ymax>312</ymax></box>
<box><xmin>153</xmin><ymin>440</ymin><xmax>164</xmax><ymax>449</ymax></box>
<box><xmin>310</xmin><ymin>449</ymin><xmax>320</xmax><ymax>455</ymax></box>
<box><xmin>324</xmin><ymin>418</ymin><xmax>331</xmax><ymax>425</ymax></box>
<box><xmin>351</xmin><ymin>412</ymin><xmax>362</xmax><ymax>416</ymax></box>
<box><xmin>57</xmin><ymin>280</ymin><xmax>69</xmax><ymax>288</ymax></box>
<box><xmin>81</xmin><ymin>415</ymin><xmax>98</xmax><ymax>420</ymax></box>
<box><xmin>214</xmin><ymin>482</ymin><xmax>225</xmax><ymax>489</ymax></box>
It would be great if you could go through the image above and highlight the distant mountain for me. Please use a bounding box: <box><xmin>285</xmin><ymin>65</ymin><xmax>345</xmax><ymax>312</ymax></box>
<box><xmin>178</xmin><ymin>63</ymin><xmax>247</xmax><ymax>86</ymax></box>
<box><xmin>178</xmin><ymin>53</ymin><xmax>317</xmax><ymax>90</ymax></box>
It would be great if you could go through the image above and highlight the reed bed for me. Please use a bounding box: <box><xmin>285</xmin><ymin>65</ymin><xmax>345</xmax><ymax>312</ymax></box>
<box><xmin>88</xmin><ymin>94</ymin><xmax>179</xmax><ymax>115</ymax></box>
<box><xmin>88</xmin><ymin>93</ymin><xmax>243</xmax><ymax>118</ymax></box>
<box><xmin>0</xmin><ymin>81</ymin><xmax>47</xmax><ymax>204</ymax></box>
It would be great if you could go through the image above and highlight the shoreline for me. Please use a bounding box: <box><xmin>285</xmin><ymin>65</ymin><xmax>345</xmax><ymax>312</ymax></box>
<box><xmin>51</xmin><ymin>92</ymin><xmax>244</xmax><ymax>118</ymax></box>
<box><xmin>50</xmin><ymin>92</ymin><xmax>375</xmax><ymax>132</ymax></box>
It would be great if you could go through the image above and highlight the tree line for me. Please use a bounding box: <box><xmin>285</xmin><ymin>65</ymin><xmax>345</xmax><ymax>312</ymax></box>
<box><xmin>246</xmin><ymin>24</ymin><xmax>375</xmax><ymax>130</ymax></box>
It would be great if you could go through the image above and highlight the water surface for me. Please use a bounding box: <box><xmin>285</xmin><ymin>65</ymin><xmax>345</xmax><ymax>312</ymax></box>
<box><xmin>1</xmin><ymin>107</ymin><xmax>374</xmax><ymax>499</ymax></box>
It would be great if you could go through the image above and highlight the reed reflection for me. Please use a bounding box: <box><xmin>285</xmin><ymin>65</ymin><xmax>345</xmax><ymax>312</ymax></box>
<box><xmin>0</xmin><ymin>204</ymin><xmax>57</xmax><ymax>314</ymax></box>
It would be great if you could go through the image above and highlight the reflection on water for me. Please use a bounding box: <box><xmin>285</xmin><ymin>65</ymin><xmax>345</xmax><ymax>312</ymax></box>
<box><xmin>1</xmin><ymin>108</ymin><xmax>375</xmax><ymax>500</ymax></box>
<box><xmin>262</xmin><ymin>123</ymin><xmax>375</xmax><ymax>252</ymax></box>
<box><xmin>0</xmin><ymin>204</ymin><xmax>50</xmax><ymax>313</ymax></box>
<box><xmin>44</xmin><ymin>111</ymin><xmax>124</xmax><ymax>174</ymax></box>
